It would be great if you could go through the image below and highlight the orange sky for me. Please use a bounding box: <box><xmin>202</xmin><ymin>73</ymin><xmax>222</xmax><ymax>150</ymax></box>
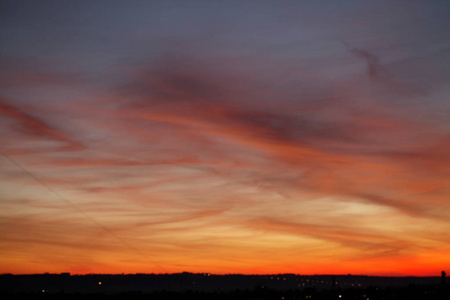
<box><xmin>0</xmin><ymin>0</ymin><xmax>449</xmax><ymax>276</ymax></box>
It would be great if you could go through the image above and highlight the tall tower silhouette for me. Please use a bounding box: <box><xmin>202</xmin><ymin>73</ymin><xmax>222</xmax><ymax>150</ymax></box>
<box><xmin>442</xmin><ymin>271</ymin><xmax>446</xmax><ymax>286</ymax></box>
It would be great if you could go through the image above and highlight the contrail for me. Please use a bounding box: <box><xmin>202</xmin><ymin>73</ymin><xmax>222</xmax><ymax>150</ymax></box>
<box><xmin>0</xmin><ymin>149</ymin><xmax>165</xmax><ymax>272</ymax></box>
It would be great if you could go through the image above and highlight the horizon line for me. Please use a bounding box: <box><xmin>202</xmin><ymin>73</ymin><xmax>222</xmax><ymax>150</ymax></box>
<box><xmin>2</xmin><ymin>271</ymin><xmax>445</xmax><ymax>278</ymax></box>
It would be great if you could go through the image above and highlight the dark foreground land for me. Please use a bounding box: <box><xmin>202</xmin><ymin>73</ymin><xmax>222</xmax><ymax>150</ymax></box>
<box><xmin>0</xmin><ymin>273</ymin><xmax>448</xmax><ymax>299</ymax></box>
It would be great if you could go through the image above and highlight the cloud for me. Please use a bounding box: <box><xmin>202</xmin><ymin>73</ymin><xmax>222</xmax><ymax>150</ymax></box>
<box><xmin>1</xmin><ymin>0</ymin><xmax>450</xmax><ymax>276</ymax></box>
<box><xmin>347</xmin><ymin>45</ymin><xmax>381</xmax><ymax>80</ymax></box>
<box><xmin>82</xmin><ymin>51</ymin><xmax>448</xmax><ymax>221</ymax></box>
<box><xmin>115</xmin><ymin>54</ymin><xmax>397</xmax><ymax>159</ymax></box>
<box><xmin>2</xmin><ymin>37</ymin><xmax>449</xmax><ymax>276</ymax></box>
<box><xmin>0</xmin><ymin>99</ymin><xmax>84</xmax><ymax>152</ymax></box>
<box><xmin>0</xmin><ymin>71</ymin><xmax>82</xmax><ymax>89</ymax></box>
<box><xmin>245</xmin><ymin>217</ymin><xmax>413</xmax><ymax>260</ymax></box>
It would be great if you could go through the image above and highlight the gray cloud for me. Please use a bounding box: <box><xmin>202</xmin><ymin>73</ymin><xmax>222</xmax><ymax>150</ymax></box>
<box><xmin>0</xmin><ymin>99</ymin><xmax>84</xmax><ymax>152</ymax></box>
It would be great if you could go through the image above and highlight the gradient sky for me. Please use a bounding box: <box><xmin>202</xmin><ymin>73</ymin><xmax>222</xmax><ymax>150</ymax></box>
<box><xmin>1</xmin><ymin>0</ymin><xmax>450</xmax><ymax>276</ymax></box>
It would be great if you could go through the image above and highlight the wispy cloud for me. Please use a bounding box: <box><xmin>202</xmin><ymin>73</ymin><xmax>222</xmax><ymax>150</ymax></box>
<box><xmin>0</xmin><ymin>99</ymin><xmax>84</xmax><ymax>152</ymax></box>
<box><xmin>1</xmin><ymin>0</ymin><xmax>449</xmax><ymax>275</ymax></box>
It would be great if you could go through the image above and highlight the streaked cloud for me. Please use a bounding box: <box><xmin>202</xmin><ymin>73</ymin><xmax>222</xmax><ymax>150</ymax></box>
<box><xmin>0</xmin><ymin>0</ymin><xmax>449</xmax><ymax>276</ymax></box>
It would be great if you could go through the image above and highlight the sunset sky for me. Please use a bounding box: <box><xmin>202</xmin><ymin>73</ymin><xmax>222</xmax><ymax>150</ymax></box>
<box><xmin>1</xmin><ymin>0</ymin><xmax>449</xmax><ymax>276</ymax></box>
